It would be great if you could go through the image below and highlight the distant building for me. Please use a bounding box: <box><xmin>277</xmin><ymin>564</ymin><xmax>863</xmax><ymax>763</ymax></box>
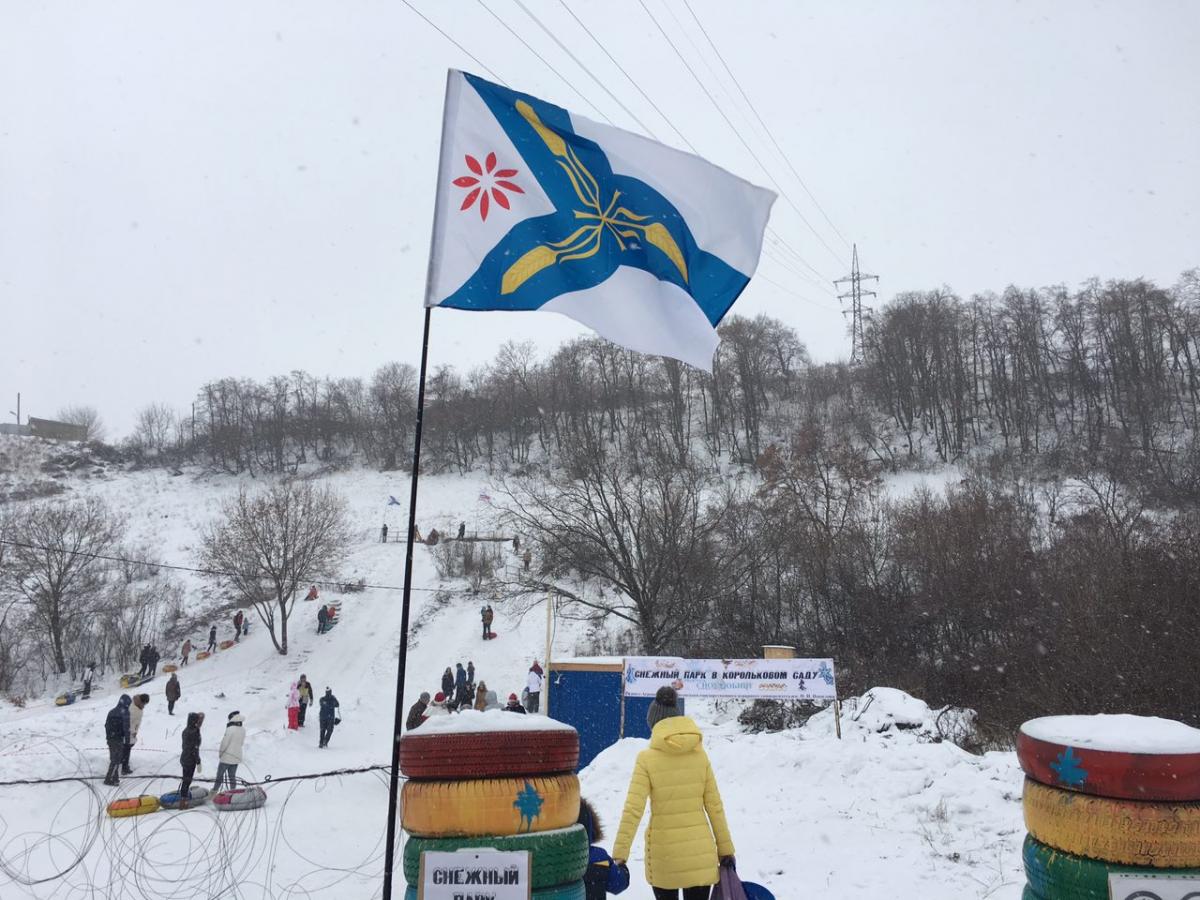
<box><xmin>27</xmin><ymin>417</ymin><xmax>88</xmax><ymax>442</ymax></box>
<box><xmin>0</xmin><ymin>423</ymin><xmax>31</xmax><ymax>436</ymax></box>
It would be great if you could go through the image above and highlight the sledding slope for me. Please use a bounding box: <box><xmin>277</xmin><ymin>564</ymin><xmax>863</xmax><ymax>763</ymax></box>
<box><xmin>0</xmin><ymin>462</ymin><xmax>1028</xmax><ymax>898</ymax></box>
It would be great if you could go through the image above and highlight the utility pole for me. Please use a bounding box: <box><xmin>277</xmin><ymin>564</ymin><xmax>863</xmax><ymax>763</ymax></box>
<box><xmin>834</xmin><ymin>244</ymin><xmax>879</xmax><ymax>364</ymax></box>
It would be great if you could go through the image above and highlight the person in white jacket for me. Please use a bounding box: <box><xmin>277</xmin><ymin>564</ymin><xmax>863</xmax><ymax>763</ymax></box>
<box><xmin>526</xmin><ymin>661</ymin><xmax>544</xmax><ymax>714</ymax></box>
<box><xmin>213</xmin><ymin>711</ymin><xmax>245</xmax><ymax>792</ymax></box>
<box><xmin>122</xmin><ymin>694</ymin><xmax>149</xmax><ymax>774</ymax></box>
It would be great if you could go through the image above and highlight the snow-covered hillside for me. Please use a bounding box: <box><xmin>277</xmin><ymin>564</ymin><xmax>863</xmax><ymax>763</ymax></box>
<box><xmin>0</xmin><ymin>457</ymin><xmax>1027</xmax><ymax>898</ymax></box>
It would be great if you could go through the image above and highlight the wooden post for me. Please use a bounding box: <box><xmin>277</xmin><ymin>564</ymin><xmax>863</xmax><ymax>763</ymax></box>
<box><xmin>543</xmin><ymin>592</ymin><xmax>553</xmax><ymax>716</ymax></box>
<box><xmin>834</xmin><ymin>698</ymin><xmax>842</xmax><ymax>740</ymax></box>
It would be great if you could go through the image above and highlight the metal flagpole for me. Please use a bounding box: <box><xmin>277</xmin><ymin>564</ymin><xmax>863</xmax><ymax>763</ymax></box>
<box><xmin>382</xmin><ymin>305</ymin><xmax>432</xmax><ymax>900</ymax></box>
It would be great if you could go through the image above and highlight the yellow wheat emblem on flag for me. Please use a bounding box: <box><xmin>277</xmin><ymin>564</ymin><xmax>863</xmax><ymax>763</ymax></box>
<box><xmin>500</xmin><ymin>101</ymin><xmax>689</xmax><ymax>296</ymax></box>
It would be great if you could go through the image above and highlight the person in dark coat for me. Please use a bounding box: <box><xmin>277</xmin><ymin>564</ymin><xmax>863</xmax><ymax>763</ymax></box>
<box><xmin>103</xmin><ymin>694</ymin><xmax>132</xmax><ymax>785</ymax></box>
<box><xmin>318</xmin><ymin>688</ymin><xmax>340</xmax><ymax>748</ymax></box>
<box><xmin>233</xmin><ymin>611</ymin><xmax>243</xmax><ymax>642</ymax></box>
<box><xmin>179</xmin><ymin>711</ymin><xmax>204</xmax><ymax>808</ymax></box>
<box><xmin>467</xmin><ymin>660</ymin><xmax>475</xmax><ymax>685</ymax></box>
<box><xmin>165</xmin><ymin>672</ymin><xmax>181</xmax><ymax>715</ymax></box>
<box><xmin>181</xmin><ymin>639</ymin><xmax>191</xmax><ymax>666</ymax></box>
<box><xmin>503</xmin><ymin>693</ymin><xmax>527</xmax><ymax>714</ymax></box>
<box><xmin>406</xmin><ymin>692</ymin><xmax>430</xmax><ymax>731</ymax></box>
<box><xmin>481</xmin><ymin>605</ymin><xmax>494</xmax><ymax>640</ymax></box>
<box><xmin>317</xmin><ymin>605</ymin><xmax>328</xmax><ymax>634</ymax></box>
<box><xmin>457</xmin><ymin>521</ymin><xmax>466</xmax><ymax>540</ymax></box>
<box><xmin>138</xmin><ymin>644</ymin><xmax>151</xmax><ymax>678</ymax></box>
<box><xmin>441</xmin><ymin>667</ymin><xmax>454</xmax><ymax>698</ymax></box>
<box><xmin>453</xmin><ymin>664</ymin><xmax>468</xmax><ymax>709</ymax></box>
<box><xmin>381</xmin><ymin>523</ymin><xmax>389</xmax><ymax>543</ymax></box>
<box><xmin>207</xmin><ymin>625</ymin><xmax>217</xmax><ymax>654</ymax></box>
<box><xmin>579</xmin><ymin>797</ymin><xmax>630</xmax><ymax>899</ymax></box>
<box><xmin>148</xmin><ymin>646</ymin><xmax>160</xmax><ymax>676</ymax></box>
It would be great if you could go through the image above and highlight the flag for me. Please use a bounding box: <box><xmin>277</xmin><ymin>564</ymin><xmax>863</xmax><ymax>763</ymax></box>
<box><xmin>425</xmin><ymin>71</ymin><xmax>776</xmax><ymax>371</ymax></box>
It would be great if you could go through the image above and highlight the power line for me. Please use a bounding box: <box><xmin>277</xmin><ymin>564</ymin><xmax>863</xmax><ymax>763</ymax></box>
<box><xmin>545</xmin><ymin>0</ymin><xmax>837</xmax><ymax>289</ymax></box>
<box><xmin>681</xmin><ymin>0</ymin><xmax>854</xmax><ymax>253</ymax></box>
<box><xmin>551</xmin><ymin>0</ymin><xmax>694</xmax><ymax>149</ymax></box>
<box><xmin>476</xmin><ymin>0</ymin><xmax>610</xmax><ymax>122</ymax></box>
<box><xmin>754</xmin><ymin>270</ymin><xmax>842</xmax><ymax>312</ymax></box>
<box><xmin>511</xmin><ymin>0</ymin><xmax>658</xmax><ymax>137</ymax></box>
<box><xmin>635</xmin><ymin>0</ymin><xmax>847</xmax><ymax>271</ymax></box>
<box><xmin>0</xmin><ymin>539</ymin><xmax>444</xmax><ymax>594</ymax></box>
<box><xmin>398</xmin><ymin>0</ymin><xmax>508</xmax><ymax>85</ymax></box>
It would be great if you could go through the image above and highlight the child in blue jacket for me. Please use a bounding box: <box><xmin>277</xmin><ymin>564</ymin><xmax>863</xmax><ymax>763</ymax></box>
<box><xmin>578</xmin><ymin>798</ymin><xmax>629</xmax><ymax>898</ymax></box>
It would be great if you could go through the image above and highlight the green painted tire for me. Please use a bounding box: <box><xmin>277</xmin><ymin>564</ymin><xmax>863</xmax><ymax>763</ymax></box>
<box><xmin>1023</xmin><ymin>834</ymin><xmax>1200</xmax><ymax>899</ymax></box>
<box><xmin>405</xmin><ymin>881</ymin><xmax>583</xmax><ymax>900</ymax></box>
<box><xmin>403</xmin><ymin>825</ymin><xmax>587</xmax><ymax>888</ymax></box>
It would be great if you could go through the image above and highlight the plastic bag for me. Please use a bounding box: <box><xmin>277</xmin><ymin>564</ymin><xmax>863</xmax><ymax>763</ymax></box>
<box><xmin>710</xmin><ymin>865</ymin><xmax>748</xmax><ymax>900</ymax></box>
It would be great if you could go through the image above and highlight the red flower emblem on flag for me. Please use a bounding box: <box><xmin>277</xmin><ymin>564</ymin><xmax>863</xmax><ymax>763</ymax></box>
<box><xmin>453</xmin><ymin>152</ymin><xmax>524</xmax><ymax>222</ymax></box>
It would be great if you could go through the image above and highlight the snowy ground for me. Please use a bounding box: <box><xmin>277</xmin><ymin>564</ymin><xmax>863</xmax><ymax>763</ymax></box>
<box><xmin>0</xmin><ymin>457</ymin><xmax>1028</xmax><ymax>898</ymax></box>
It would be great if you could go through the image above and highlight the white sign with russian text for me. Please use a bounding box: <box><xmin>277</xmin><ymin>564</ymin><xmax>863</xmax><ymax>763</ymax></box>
<box><xmin>419</xmin><ymin>850</ymin><xmax>531</xmax><ymax>900</ymax></box>
<box><xmin>623</xmin><ymin>657</ymin><xmax>837</xmax><ymax>700</ymax></box>
<box><xmin>1109</xmin><ymin>873</ymin><xmax>1200</xmax><ymax>900</ymax></box>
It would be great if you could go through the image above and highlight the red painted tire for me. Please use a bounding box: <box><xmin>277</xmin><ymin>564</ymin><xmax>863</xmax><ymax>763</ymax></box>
<box><xmin>399</xmin><ymin>728</ymin><xmax>578</xmax><ymax>778</ymax></box>
<box><xmin>1018</xmin><ymin>722</ymin><xmax>1200</xmax><ymax>802</ymax></box>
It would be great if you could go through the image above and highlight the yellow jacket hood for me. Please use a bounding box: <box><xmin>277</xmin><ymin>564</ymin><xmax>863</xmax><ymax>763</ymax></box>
<box><xmin>649</xmin><ymin>715</ymin><xmax>703</xmax><ymax>754</ymax></box>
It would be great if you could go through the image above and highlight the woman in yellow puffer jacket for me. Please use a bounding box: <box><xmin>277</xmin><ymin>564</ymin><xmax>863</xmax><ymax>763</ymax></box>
<box><xmin>612</xmin><ymin>686</ymin><xmax>735</xmax><ymax>900</ymax></box>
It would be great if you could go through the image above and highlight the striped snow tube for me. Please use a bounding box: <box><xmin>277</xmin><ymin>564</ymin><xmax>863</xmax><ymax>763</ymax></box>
<box><xmin>1023</xmin><ymin>778</ymin><xmax>1200</xmax><ymax>867</ymax></box>
<box><xmin>1018</xmin><ymin>726</ymin><xmax>1200</xmax><ymax>802</ymax></box>
<box><xmin>401</xmin><ymin>775</ymin><xmax>580</xmax><ymax>838</ymax></box>
<box><xmin>399</xmin><ymin>728</ymin><xmax>579</xmax><ymax>779</ymax></box>
<box><xmin>106</xmin><ymin>795</ymin><xmax>160</xmax><ymax>818</ymax></box>
<box><xmin>402</xmin><ymin>825</ymin><xmax>588</xmax><ymax>888</ymax></box>
<box><xmin>158</xmin><ymin>787</ymin><xmax>210</xmax><ymax>809</ymax></box>
<box><xmin>1023</xmin><ymin>833</ymin><xmax>1200</xmax><ymax>900</ymax></box>
<box><xmin>405</xmin><ymin>882</ymin><xmax>584</xmax><ymax>900</ymax></box>
<box><xmin>213</xmin><ymin>786</ymin><xmax>267</xmax><ymax>811</ymax></box>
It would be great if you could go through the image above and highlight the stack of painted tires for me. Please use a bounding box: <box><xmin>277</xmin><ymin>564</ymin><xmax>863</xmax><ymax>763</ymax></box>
<box><xmin>399</xmin><ymin>713</ymin><xmax>587</xmax><ymax>900</ymax></box>
<box><xmin>1018</xmin><ymin>714</ymin><xmax>1200</xmax><ymax>899</ymax></box>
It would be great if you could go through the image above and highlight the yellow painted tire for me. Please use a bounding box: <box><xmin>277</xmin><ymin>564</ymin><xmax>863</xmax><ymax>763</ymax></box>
<box><xmin>401</xmin><ymin>775</ymin><xmax>579</xmax><ymax>838</ymax></box>
<box><xmin>1023</xmin><ymin>778</ymin><xmax>1200</xmax><ymax>866</ymax></box>
<box><xmin>107</xmin><ymin>795</ymin><xmax>160</xmax><ymax>818</ymax></box>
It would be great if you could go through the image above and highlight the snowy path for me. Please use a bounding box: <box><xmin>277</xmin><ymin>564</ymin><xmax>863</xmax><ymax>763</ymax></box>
<box><xmin>0</xmin><ymin>466</ymin><xmax>1027</xmax><ymax>898</ymax></box>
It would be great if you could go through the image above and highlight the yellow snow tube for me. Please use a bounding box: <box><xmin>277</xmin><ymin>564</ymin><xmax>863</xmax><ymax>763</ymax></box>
<box><xmin>401</xmin><ymin>775</ymin><xmax>579</xmax><ymax>838</ymax></box>
<box><xmin>1023</xmin><ymin>778</ymin><xmax>1200</xmax><ymax>866</ymax></box>
<box><xmin>107</xmin><ymin>795</ymin><xmax>160</xmax><ymax>818</ymax></box>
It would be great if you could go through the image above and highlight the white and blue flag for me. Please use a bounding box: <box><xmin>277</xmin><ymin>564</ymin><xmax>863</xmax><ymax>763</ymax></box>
<box><xmin>425</xmin><ymin>71</ymin><xmax>776</xmax><ymax>371</ymax></box>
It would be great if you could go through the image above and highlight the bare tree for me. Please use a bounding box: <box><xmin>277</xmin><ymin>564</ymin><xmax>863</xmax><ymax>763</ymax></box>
<box><xmin>494</xmin><ymin>450</ymin><xmax>733</xmax><ymax>652</ymax></box>
<box><xmin>130</xmin><ymin>403</ymin><xmax>177</xmax><ymax>454</ymax></box>
<box><xmin>55</xmin><ymin>404</ymin><xmax>106</xmax><ymax>443</ymax></box>
<box><xmin>5</xmin><ymin>497</ymin><xmax>125</xmax><ymax>674</ymax></box>
<box><xmin>197</xmin><ymin>480</ymin><xmax>351</xmax><ymax>655</ymax></box>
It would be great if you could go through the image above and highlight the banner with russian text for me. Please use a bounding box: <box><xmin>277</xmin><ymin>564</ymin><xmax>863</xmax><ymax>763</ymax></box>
<box><xmin>623</xmin><ymin>657</ymin><xmax>837</xmax><ymax>701</ymax></box>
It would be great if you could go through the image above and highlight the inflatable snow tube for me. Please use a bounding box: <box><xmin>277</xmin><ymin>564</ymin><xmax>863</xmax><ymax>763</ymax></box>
<box><xmin>1023</xmin><ymin>833</ymin><xmax>1200</xmax><ymax>900</ymax></box>
<box><xmin>402</xmin><ymin>825</ymin><xmax>588</xmax><ymax>888</ymax></box>
<box><xmin>1023</xmin><ymin>778</ymin><xmax>1200</xmax><ymax>866</ymax></box>
<box><xmin>55</xmin><ymin>693</ymin><xmax>75</xmax><ymax>707</ymax></box>
<box><xmin>1018</xmin><ymin>717</ymin><xmax>1200</xmax><ymax>801</ymax></box>
<box><xmin>213</xmin><ymin>786</ymin><xmax>266</xmax><ymax>811</ymax></box>
<box><xmin>742</xmin><ymin>883</ymin><xmax>775</xmax><ymax>900</ymax></box>
<box><xmin>107</xmin><ymin>795</ymin><xmax>160</xmax><ymax>818</ymax></box>
<box><xmin>404</xmin><ymin>883</ymin><xmax>583</xmax><ymax>900</ymax></box>
<box><xmin>159</xmin><ymin>787</ymin><xmax>211</xmax><ymax>809</ymax></box>
<box><xmin>219</xmin><ymin>639</ymin><xmax>235</xmax><ymax>650</ymax></box>
<box><xmin>161</xmin><ymin>663</ymin><xmax>178</xmax><ymax>673</ymax></box>
<box><xmin>118</xmin><ymin>673</ymin><xmax>147</xmax><ymax>688</ymax></box>
<box><xmin>195</xmin><ymin>651</ymin><xmax>211</xmax><ymax>661</ymax></box>
<box><xmin>399</xmin><ymin>728</ymin><xmax>579</xmax><ymax>778</ymax></box>
<box><xmin>401</xmin><ymin>775</ymin><xmax>580</xmax><ymax>838</ymax></box>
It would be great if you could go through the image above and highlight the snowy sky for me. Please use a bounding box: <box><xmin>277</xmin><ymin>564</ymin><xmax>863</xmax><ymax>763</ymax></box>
<box><xmin>1</xmin><ymin>0</ymin><xmax>1197</xmax><ymax>437</ymax></box>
